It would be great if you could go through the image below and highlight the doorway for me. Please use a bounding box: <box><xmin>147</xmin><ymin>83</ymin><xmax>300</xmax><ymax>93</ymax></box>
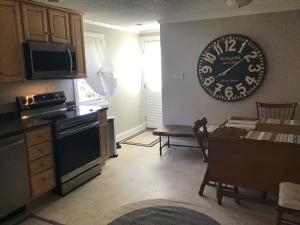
<box><xmin>142</xmin><ymin>38</ymin><xmax>162</xmax><ymax>129</ymax></box>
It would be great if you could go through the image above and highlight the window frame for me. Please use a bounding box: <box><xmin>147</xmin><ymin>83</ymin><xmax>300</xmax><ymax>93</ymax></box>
<box><xmin>74</xmin><ymin>31</ymin><xmax>109</xmax><ymax>106</ymax></box>
<box><xmin>73</xmin><ymin>79</ymin><xmax>108</xmax><ymax>106</ymax></box>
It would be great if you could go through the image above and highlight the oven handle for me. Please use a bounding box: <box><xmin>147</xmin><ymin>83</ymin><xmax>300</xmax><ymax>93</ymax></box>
<box><xmin>57</xmin><ymin>121</ymin><xmax>100</xmax><ymax>139</ymax></box>
<box><xmin>67</xmin><ymin>47</ymin><xmax>73</xmax><ymax>74</ymax></box>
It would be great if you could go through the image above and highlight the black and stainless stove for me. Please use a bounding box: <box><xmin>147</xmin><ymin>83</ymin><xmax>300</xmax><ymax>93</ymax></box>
<box><xmin>16</xmin><ymin>91</ymin><xmax>101</xmax><ymax>195</ymax></box>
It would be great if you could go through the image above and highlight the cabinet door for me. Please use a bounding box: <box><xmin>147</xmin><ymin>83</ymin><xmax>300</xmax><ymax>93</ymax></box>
<box><xmin>0</xmin><ymin>0</ymin><xmax>25</xmax><ymax>83</ymax></box>
<box><xmin>48</xmin><ymin>8</ymin><xmax>70</xmax><ymax>44</ymax></box>
<box><xmin>70</xmin><ymin>13</ymin><xmax>86</xmax><ymax>78</ymax></box>
<box><xmin>21</xmin><ymin>3</ymin><xmax>49</xmax><ymax>42</ymax></box>
<box><xmin>100</xmin><ymin>122</ymin><xmax>109</xmax><ymax>166</ymax></box>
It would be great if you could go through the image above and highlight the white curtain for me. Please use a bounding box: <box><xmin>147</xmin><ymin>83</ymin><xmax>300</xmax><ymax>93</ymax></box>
<box><xmin>84</xmin><ymin>33</ymin><xmax>117</xmax><ymax>98</ymax></box>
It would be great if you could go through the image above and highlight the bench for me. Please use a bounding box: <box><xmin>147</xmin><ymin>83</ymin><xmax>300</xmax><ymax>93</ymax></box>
<box><xmin>153</xmin><ymin>125</ymin><xmax>218</xmax><ymax>156</ymax></box>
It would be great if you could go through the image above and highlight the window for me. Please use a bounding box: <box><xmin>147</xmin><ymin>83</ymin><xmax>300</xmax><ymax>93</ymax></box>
<box><xmin>74</xmin><ymin>32</ymin><xmax>109</xmax><ymax>106</ymax></box>
<box><xmin>76</xmin><ymin>79</ymin><xmax>100</xmax><ymax>102</ymax></box>
<box><xmin>74</xmin><ymin>79</ymin><xmax>107</xmax><ymax>106</ymax></box>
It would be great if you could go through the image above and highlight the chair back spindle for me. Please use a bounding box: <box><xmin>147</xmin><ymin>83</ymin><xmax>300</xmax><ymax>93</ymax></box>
<box><xmin>256</xmin><ymin>102</ymin><xmax>297</xmax><ymax>120</ymax></box>
<box><xmin>193</xmin><ymin>118</ymin><xmax>208</xmax><ymax>162</ymax></box>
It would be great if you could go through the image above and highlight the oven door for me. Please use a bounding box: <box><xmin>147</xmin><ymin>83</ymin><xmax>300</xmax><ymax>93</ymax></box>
<box><xmin>54</xmin><ymin>121</ymin><xmax>100</xmax><ymax>183</ymax></box>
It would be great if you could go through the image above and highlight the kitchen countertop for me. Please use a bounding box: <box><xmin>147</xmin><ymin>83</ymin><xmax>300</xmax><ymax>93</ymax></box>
<box><xmin>0</xmin><ymin>118</ymin><xmax>51</xmax><ymax>139</ymax></box>
<box><xmin>0</xmin><ymin>105</ymin><xmax>108</xmax><ymax>139</ymax></box>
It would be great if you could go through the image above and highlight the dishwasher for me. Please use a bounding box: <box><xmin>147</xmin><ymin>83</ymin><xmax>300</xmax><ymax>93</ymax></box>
<box><xmin>0</xmin><ymin>134</ymin><xmax>30</xmax><ymax>220</ymax></box>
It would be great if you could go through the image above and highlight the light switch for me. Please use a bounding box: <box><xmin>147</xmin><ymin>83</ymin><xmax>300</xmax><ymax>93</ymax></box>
<box><xmin>174</xmin><ymin>72</ymin><xmax>184</xmax><ymax>80</ymax></box>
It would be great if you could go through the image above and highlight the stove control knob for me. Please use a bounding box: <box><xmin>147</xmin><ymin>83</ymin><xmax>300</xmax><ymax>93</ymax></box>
<box><xmin>28</xmin><ymin>97</ymin><xmax>34</xmax><ymax>104</ymax></box>
<box><xmin>21</xmin><ymin>98</ymin><xmax>27</xmax><ymax>105</ymax></box>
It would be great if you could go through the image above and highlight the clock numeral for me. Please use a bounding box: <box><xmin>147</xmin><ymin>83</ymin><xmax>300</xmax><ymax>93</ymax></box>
<box><xmin>245</xmin><ymin>76</ymin><xmax>258</xmax><ymax>86</ymax></box>
<box><xmin>203</xmin><ymin>52</ymin><xmax>216</xmax><ymax>64</ymax></box>
<box><xmin>213</xmin><ymin>83</ymin><xmax>224</xmax><ymax>96</ymax></box>
<box><xmin>213</xmin><ymin>43</ymin><xmax>223</xmax><ymax>56</ymax></box>
<box><xmin>199</xmin><ymin>65</ymin><xmax>212</xmax><ymax>74</ymax></box>
<box><xmin>238</xmin><ymin>41</ymin><xmax>248</xmax><ymax>54</ymax></box>
<box><xmin>244</xmin><ymin>51</ymin><xmax>258</xmax><ymax>62</ymax></box>
<box><xmin>248</xmin><ymin>64</ymin><xmax>261</xmax><ymax>72</ymax></box>
<box><xmin>236</xmin><ymin>83</ymin><xmax>247</xmax><ymax>96</ymax></box>
<box><xmin>225</xmin><ymin>86</ymin><xmax>234</xmax><ymax>98</ymax></box>
<box><xmin>203</xmin><ymin>76</ymin><xmax>215</xmax><ymax>87</ymax></box>
<box><xmin>225</xmin><ymin>38</ymin><xmax>237</xmax><ymax>52</ymax></box>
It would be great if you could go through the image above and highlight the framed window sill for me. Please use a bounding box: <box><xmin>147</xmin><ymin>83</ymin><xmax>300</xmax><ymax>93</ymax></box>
<box><xmin>79</xmin><ymin>98</ymin><xmax>109</xmax><ymax>107</ymax></box>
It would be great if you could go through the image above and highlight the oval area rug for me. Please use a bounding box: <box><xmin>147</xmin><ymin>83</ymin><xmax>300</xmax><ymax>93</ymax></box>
<box><xmin>108</xmin><ymin>206</ymin><xmax>220</xmax><ymax>225</ymax></box>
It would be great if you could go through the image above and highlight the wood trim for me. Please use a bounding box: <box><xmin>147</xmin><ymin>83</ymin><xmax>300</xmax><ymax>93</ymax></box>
<box><xmin>21</xmin><ymin>2</ymin><xmax>49</xmax><ymax>42</ymax></box>
<box><xmin>256</xmin><ymin>102</ymin><xmax>297</xmax><ymax>120</ymax></box>
<box><xmin>28</xmin><ymin>154</ymin><xmax>53</xmax><ymax>176</ymax></box>
<box><xmin>30</xmin><ymin>168</ymin><xmax>56</xmax><ymax>199</ymax></box>
<box><xmin>70</xmin><ymin>13</ymin><xmax>86</xmax><ymax>78</ymax></box>
<box><xmin>99</xmin><ymin>110</ymin><xmax>109</xmax><ymax>165</ymax></box>
<box><xmin>100</xmin><ymin>122</ymin><xmax>109</xmax><ymax>166</ymax></box>
<box><xmin>0</xmin><ymin>0</ymin><xmax>26</xmax><ymax>83</ymax></box>
<box><xmin>26</xmin><ymin>141</ymin><xmax>53</xmax><ymax>161</ymax></box>
<box><xmin>99</xmin><ymin>110</ymin><xmax>107</xmax><ymax>124</ymax></box>
<box><xmin>48</xmin><ymin>8</ymin><xmax>70</xmax><ymax>44</ymax></box>
<box><xmin>25</xmin><ymin>125</ymin><xmax>56</xmax><ymax>199</ymax></box>
<box><xmin>25</xmin><ymin>126</ymin><xmax>52</xmax><ymax>147</ymax></box>
<box><xmin>20</xmin><ymin>0</ymin><xmax>83</xmax><ymax>15</ymax></box>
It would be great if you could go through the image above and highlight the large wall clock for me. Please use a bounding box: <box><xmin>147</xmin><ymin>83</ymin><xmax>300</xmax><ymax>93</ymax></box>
<box><xmin>197</xmin><ymin>34</ymin><xmax>266</xmax><ymax>102</ymax></box>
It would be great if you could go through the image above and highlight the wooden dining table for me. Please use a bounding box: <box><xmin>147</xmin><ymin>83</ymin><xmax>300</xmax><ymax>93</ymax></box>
<box><xmin>201</xmin><ymin>116</ymin><xmax>300</xmax><ymax>206</ymax></box>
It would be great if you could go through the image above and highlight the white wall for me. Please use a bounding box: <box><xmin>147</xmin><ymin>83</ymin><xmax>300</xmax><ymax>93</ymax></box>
<box><xmin>160</xmin><ymin>10</ymin><xmax>300</xmax><ymax>126</ymax></box>
<box><xmin>83</xmin><ymin>23</ymin><xmax>144</xmax><ymax>135</ymax></box>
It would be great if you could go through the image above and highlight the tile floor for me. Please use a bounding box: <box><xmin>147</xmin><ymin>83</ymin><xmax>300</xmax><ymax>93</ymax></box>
<box><xmin>30</xmin><ymin>142</ymin><xmax>277</xmax><ymax>225</ymax></box>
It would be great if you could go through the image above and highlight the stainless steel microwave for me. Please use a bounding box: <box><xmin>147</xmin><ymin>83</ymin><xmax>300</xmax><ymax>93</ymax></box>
<box><xmin>23</xmin><ymin>42</ymin><xmax>77</xmax><ymax>79</ymax></box>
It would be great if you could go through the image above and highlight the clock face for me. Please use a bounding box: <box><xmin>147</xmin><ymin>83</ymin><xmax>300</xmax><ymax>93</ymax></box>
<box><xmin>197</xmin><ymin>34</ymin><xmax>266</xmax><ymax>102</ymax></box>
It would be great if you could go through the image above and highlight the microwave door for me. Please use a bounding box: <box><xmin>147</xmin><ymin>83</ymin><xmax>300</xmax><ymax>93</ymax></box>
<box><xmin>24</xmin><ymin>42</ymin><xmax>77</xmax><ymax>79</ymax></box>
<box><xmin>31</xmin><ymin>50</ymin><xmax>70</xmax><ymax>78</ymax></box>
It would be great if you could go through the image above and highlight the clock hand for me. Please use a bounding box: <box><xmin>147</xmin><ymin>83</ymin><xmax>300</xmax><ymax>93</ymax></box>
<box><xmin>215</xmin><ymin>57</ymin><xmax>245</xmax><ymax>79</ymax></box>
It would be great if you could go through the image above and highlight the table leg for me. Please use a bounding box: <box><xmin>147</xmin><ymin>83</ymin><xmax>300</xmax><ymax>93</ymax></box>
<box><xmin>199</xmin><ymin>171</ymin><xmax>209</xmax><ymax>196</ymax></box>
<box><xmin>167</xmin><ymin>136</ymin><xmax>170</xmax><ymax>148</ymax></box>
<box><xmin>159</xmin><ymin>136</ymin><xmax>162</xmax><ymax>156</ymax></box>
<box><xmin>276</xmin><ymin>207</ymin><xmax>283</xmax><ymax>225</ymax></box>
<box><xmin>260</xmin><ymin>191</ymin><xmax>267</xmax><ymax>199</ymax></box>
<box><xmin>217</xmin><ymin>182</ymin><xmax>223</xmax><ymax>205</ymax></box>
<box><xmin>234</xmin><ymin>186</ymin><xmax>240</xmax><ymax>204</ymax></box>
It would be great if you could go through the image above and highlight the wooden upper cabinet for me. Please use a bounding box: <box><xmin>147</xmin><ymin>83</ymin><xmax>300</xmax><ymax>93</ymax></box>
<box><xmin>0</xmin><ymin>0</ymin><xmax>25</xmax><ymax>83</ymax></box>
<box><xmin>48</xmin><ymin>9</ymin><xmax>70</xmax><ymax>44</ymax></box>
<box><xmin>70</xmin><ymin>14</ymin><xmax>86</xmax><ymax>78</ymax></box>
<box><xmin>21</xmin><ymin>3</ymin><xmax>49</xmax><ymax>42</ymax></box>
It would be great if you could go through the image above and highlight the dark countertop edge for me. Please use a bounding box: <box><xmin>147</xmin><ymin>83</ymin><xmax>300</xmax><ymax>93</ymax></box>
<box><xmin>0</xmin><ymin>120</ymin><xmax>52</xmax><ymax>139</ymax></box>
<box><xmin>0</xmin><ymin>105</ymin><xmax>109</xmax><ymax>139</ymax></box>
<box><xmin>98</xmin><ymin>107</ymin><xmax>108</xmax><ymax>112</ymax></box>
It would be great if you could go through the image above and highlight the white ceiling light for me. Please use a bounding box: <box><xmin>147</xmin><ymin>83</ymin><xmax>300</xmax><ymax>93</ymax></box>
<box><xmin>225</xmin><ymin>0</ymin><xmax>254</xmax><ymax>8</ymax></box>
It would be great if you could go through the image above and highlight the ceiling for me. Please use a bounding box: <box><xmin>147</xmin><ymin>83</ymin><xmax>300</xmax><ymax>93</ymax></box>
<box><xmin>46</xmin><ymin>0</ymin><xmax>300</xmax><ymax>32</ymax></box>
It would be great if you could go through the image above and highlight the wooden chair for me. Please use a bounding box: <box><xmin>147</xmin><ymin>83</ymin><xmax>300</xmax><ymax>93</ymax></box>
<box><xmin>256</xmin><ymin>102</ymin><xmax>297</xmax><ymax>120</ymax></box>
<box><xmin>277</xmin><ymin>182</ymin><xmax>300</xmax><ymax>225</ymax></box>
<box><xmin>192</xmin><ymin>118</ymin><xmax>208</xmax><ymax>162</ymax></box>
<box><xmin>193</xmin><ymin>118</ymin><xmax>240</xmax><ymax>204</ymax></box>
<box><xmin>256</xmin><ymin>102</ymin><xmax>297</xmax><ymax>200</ymax></box>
